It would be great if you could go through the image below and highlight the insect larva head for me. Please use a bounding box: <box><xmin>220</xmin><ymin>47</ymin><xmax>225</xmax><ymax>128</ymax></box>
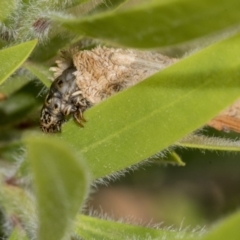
<box><xmin>40</xmin><ymin>107</ymin><xmax>64</xmax><ymax>133</ymax></box>
<box><xmin>40</xmin><ymin>66</ymin><xmax>78</xmax><ymax>133</ymax></box>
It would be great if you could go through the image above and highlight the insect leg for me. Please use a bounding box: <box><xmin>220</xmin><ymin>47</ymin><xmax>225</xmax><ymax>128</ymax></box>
<box><xmin>73</xmin><ymin>110</ymin><xmax>85</xmax><ymax>127</ymax></box>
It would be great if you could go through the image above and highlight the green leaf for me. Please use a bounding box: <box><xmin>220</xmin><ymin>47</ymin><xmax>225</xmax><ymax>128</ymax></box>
<box><xmin>0</xmin><ymin>0</ymin><xmax>18</xmax><ymax>21</ymax></box>
<box><xmin>0</xmin><ymin>40</ymin><xmax>38</xmax><ymax>85</ymax></box>
<box><xmin>178</xmin><ymin>134</ymin><xmax>240</xmax><ymax>152</ymax></box>
<box><xmin>201</xmin><ymin>211</ymin><xmax>240</xmax><ymax>240</ymax></box>
<box><xmin>155</xmin><ymin>151</ymin><xmax>185</xmax><ymax>166</ymax></box>
<box><xmin>147</xmin><ymin>149</ymin><xmax>185</xmax><ymax>166</ymax></box>
<box><xmin>56</xmin><ymin>0</ymin><xmax>240</xmax><ymax>48</ymax></box>
<box><xmin>25</xmin><ymin>135</ymin><xmax>90</xmax><ymax>240</ymax></box>
<box><xmin>61</xmin><ymin>32</ymin><xmax>240</xmax><ymax>179</ymax></box>
<box><xmin>75</xmin><ymin>215</ymin><xmax>193</xmax><ymax>240</ymax></box>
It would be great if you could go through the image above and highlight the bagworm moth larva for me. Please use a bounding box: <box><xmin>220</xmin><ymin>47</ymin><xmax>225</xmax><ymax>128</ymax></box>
<box><xmin>40</xmin><ymin>47</ymin><xmax>240</xmax><ymax>134</ymax></box>
<box><xmin>39</xmin><ymin>47</ymin><xmax>177</xmax><ymax>133</ymax></box>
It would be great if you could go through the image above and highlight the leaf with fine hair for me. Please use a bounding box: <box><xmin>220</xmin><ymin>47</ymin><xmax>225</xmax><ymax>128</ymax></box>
<box><xmin>25</xmin><ymin>135</ymin><xmax>90</xmax><ymax>240</ymax></box>
<box><xmin>74</xmin><ymin>215</ymin><xmax>194</xmax><ymax>240</ymax></box>
<box><xmin>0</xmin><ymin>0</ymin><xmax>18</xmax><ymax>22</ymax></box>
<box><xmin>178</xmin><ymin>134</ymin><xmax>240</xmax><ymax>152</ymax></box>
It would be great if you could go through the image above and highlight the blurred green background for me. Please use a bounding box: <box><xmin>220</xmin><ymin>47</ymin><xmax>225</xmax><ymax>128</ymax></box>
<box><xmin>86</xmin><ymin>128</ymin><xmax>240</xmax><ymax>229</ymax></box>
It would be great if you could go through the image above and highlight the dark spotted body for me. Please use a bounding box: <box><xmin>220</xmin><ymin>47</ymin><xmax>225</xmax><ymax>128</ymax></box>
<box><xmin>40</xmin><ymin>67</ymin><xmax>91</xmax><ymax>133</ymax></box>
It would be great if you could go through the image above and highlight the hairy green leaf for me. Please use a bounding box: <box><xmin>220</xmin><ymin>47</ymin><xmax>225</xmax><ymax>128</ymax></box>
<box><xmin>25</xmin><ymin>135</ymin><xmax>90</xmax><ymax>240</ymax></box>
<box><xmin>61</xmin><ymin>32</ymin><xmax>240</xmax><ymax>179</ymax></box>
<box><xmin>178</xmin><ymin>134</ymin><xmax>240</xmax><ymax>152</ymax></box>
<box><xmin>156</xmin><ymin>151</ymin><xmax>185</xmax><ymax>166</ymax></box>
<box><xmin>56</xmin><ymin>0</ymin><xmax>240</xmax><ymax>48</ymax></box>
<box><xmin>0</xmin><ymin>0</ymin><xmax>18</xmax><ymax>21</ymax></box>
<box><xmin>0</xmin><ymin>40</ymin><xmax>38</xmax><ymax>85</ymax></box>
<box><xmin>75</xmin><ymin>215</ymin><xmax>193</xmax><ymax>240</ymax></box>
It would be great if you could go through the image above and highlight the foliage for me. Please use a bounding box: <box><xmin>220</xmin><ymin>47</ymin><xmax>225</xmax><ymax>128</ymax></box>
<box><xmin>1</xmin><ymin>0</ymin><xmax>240</xmax><ymax>239</ymax></box>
